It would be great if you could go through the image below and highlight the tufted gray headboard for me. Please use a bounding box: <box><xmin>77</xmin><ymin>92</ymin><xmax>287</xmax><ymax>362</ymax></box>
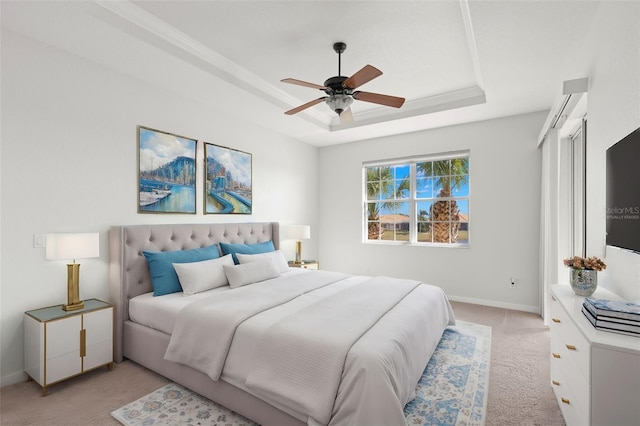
<box><xmin>108</xmin><ymin>222</ymin><xmax>279</xmax><ymax>361</ymax></box>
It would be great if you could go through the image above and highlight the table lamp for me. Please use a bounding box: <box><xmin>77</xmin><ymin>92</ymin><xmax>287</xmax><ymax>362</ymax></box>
<box><xmin>288</xmin><ymin>225</ymin><xmax>310</xmax><ymax>264</ymax></box>
<box><xmin>46</xmin><ymin>233</ymin><xmax>99</xmax><ymax>311</ymax></box>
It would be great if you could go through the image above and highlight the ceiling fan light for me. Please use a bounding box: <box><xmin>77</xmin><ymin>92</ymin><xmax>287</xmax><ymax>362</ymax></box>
<box><xmin>326</xmin><ymin>94</ymin><xmax>353</xmax><ymax>115</ymax></box>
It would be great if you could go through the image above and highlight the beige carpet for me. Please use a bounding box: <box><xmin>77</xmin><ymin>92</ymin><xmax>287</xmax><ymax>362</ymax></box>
<box><xmin>0</xmin><ymin>301</ymin><xmax>564</xmax><ymax>426</ymax></box>
<box><xmin>453</xmin><ymin>302</ymin><xmax>565</xmax><ymax>426</ymax></box>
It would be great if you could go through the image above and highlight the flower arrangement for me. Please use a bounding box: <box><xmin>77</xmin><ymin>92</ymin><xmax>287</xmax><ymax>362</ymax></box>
<box><xmin>563</xmin><ymin>256</ymin><xmax>607</xmax><ymax>271</ymax></box>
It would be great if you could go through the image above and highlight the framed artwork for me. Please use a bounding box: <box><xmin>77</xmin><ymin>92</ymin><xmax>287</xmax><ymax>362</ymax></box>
<box><xmin>138</xmin><ymin>126</ymin><xmax>197</xmax><ymax>214</ymax></box>
<box><xmin>204</xmin><ymin>142</ymin><xmax>252</xmax><ymax>214</ymax></box>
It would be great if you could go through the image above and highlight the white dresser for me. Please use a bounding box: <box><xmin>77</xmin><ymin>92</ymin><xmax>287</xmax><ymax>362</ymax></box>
<box><xmin>550</xmin><ymin>285</ymin><xmax>640</xmax><ymax>426</ymax></box>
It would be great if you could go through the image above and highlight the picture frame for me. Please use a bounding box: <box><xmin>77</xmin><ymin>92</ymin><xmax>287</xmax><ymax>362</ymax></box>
<box><xmin>204</xmin><ymin>142</ymin><xmax>252</xmax><ymax>214</ymax></box>
<box><xmin>138</xmin><ymin>126</ymin><xmax>197</xmax><ymax>214</ymax></box>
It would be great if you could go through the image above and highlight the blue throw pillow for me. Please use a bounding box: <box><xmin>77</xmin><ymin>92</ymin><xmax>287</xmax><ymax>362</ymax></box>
<box><xmin>219</xmin><ymin>240</ymin><xmax>275</xmax><ymax>264</ymax></box>
<box><xmin>143</xmin><ymin>244</ymin><xmax>220</xmax><ymax>296</ymax></box>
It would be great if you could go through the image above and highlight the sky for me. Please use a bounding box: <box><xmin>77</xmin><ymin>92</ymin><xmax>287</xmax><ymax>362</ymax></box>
<box><xmin>205</xmin><ymin>143</ymin><xmax>252</xmax><ymax>187</ymax></box>
<box><xmin>139</xmin><ymin>127</ymin><xmax>196</xmax><ymax>172</ymax></box>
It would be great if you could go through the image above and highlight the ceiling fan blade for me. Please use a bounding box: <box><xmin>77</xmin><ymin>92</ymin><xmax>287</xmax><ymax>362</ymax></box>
<box><xmin>339</xmin><ymin>107</ymin><xmax>353</xmax><ymax>124</ymax></box>
<box><xmin>343</xmin><ymin>65</ymin><xmax>382</xmax><ymax>89</ymax></box>
<box><xmin>281</xmin><ymin>78</ymin><xmax>327</xmax><ymax>90</ymax></box>
<box><xmin>284</xmin><ymin>97</ymin><xmax>327</xmax><ymax>115</ymax></box>
<box><xmin>353</xmin><ymin>91</ymin><xmax>405</xmax><ymax>108</ymax></box>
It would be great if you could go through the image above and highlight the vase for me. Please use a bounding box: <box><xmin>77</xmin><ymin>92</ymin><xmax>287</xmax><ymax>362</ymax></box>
<box><xmin>569</xmin><ymin>268</ymin><xmax>598</xmax><ymax>296</ymax></box>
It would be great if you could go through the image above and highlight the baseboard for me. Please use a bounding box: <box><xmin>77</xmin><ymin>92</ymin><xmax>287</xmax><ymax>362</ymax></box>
<box><xmin>0</xmin><ymin>370</ymin><xmax>28</xmax><ymax>388</ymax></box>
<box><xmin>448</xmin><ymin>294</ymin><xmax>541</xmax><ymax>315</ymax></box>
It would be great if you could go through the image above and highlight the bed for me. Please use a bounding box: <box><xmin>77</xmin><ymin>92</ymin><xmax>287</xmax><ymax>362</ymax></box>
<box><xmin>109</xmin><ymin>222</ymin><xmax>455</xmax><ymax>426</ymax></box>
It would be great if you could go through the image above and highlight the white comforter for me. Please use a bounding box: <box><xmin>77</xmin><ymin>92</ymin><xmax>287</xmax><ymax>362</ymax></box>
<box><xmin>165</xmin><ymin>270</ymin><xmax>455</xmax><ymax>426</ymax></box>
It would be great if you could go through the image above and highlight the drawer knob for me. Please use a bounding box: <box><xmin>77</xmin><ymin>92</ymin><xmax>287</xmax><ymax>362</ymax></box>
<box><xmin>561</xmin><ymin>398</ymin><xmax>571</xmax><ymax>405</ymax></box>
<box><xmin>552</xmin><ymin>318</ymin><xmax>561</xmax><ymax>323</ymax></box>
<box><xmin>552</xmin><ymin>380</ymin><xmax>560</xmax><ymax>386</ymax></box>
<box><xmin>552</xmin><ymin>352</ymin><xmax>561</xmax><ymax>359</ymax></box>
<box><xmin>566</xmin><ymin>344</ymin><xmax>577</xmax><ymax>351</ymax></box>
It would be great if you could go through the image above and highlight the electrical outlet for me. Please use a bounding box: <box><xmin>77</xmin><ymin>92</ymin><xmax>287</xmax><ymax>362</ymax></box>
<box><xmin>510</xmin><ymin>278</ymin><xmax>516</xmax><ymax>289</ymax></box>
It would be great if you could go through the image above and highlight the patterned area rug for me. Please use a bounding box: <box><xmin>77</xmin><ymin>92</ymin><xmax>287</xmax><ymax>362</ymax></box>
<box><xmin>404</xmin><ymin>321</ymin><xmax>491</xmax><ymax>425</ymax></box>
<box><xmin>111</xmin><ymin>321</ymin><xmax>491</xmax><ymax>426</ymax></box>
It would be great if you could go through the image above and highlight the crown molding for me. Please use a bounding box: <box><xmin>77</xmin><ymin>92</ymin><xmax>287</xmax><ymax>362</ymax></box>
<box><xmin>331</xmin><ymin>86</ymin><xmax>486</xmax><ymax>131</ymax></box>
<box><xmin>93</xmin><ymin>0</ymin><xmax>330</xmax><ymax>126</ymax></box>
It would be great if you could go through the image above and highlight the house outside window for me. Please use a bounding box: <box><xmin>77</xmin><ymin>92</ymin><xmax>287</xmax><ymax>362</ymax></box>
<box><xmin>364</xmin><ymin>151</ymin><xmax>469</xmax><ymax>246</ymax></box>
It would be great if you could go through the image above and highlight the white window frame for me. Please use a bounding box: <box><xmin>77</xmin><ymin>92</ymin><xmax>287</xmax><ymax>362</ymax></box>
<box><xmin>363</xmin><ymin>150</ymin><xmax>470</xmax><ymax>247</ymax></box>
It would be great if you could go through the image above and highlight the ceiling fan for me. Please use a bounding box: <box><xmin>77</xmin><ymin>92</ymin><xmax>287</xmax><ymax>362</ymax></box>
<box><xmin>281</xmin><ymin>42</ymin><xmax>405</xmax><ymax>124</ymax></box>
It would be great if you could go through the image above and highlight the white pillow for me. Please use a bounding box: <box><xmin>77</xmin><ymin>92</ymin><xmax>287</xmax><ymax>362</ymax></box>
<box><xmin>236</xmin><ymin>250</ymin><xmax>289</xmax><ymax>274</ymax></box>
<box><xmin>223</xmin><ymin>260</ymin><xmax>280</xmax><ymax>289</ymax></box>
<box><xmin>173</xmin><ymin>254</ymin><xmax>234</xmax><ymax>295</ymax></box>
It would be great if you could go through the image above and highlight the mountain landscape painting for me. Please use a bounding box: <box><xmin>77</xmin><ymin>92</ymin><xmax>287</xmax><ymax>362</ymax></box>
<box><xmin>138</xmin><ymin>126</ymin><xmax>197</xmax><ymax>213</ymax></box>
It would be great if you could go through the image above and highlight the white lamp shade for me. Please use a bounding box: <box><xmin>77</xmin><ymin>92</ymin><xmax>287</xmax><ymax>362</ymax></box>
<box><xmin>46</xmin><ymin>233</ymin><xmax>99</xmax><ymax>261</ymax></box>
<box><xmin>288</xmin><ymin>225</ymin><xmax>310</xmax><ymax>240</ymax></box>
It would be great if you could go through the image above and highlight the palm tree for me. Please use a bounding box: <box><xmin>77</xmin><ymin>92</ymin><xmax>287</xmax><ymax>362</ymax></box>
<box><xmin>366</xmin><ymin>166</ymin><xmax>409</xmax><ymax>240</ymax></box>
<box><xmin>417</xmin><ymin>158</ymin><xmax>468</xmax><ymax>243</ymax></box>
<box><xmin>417</xmin><ymin>209</ymin><xmax>430</xmax><ymax>235</ymax></box>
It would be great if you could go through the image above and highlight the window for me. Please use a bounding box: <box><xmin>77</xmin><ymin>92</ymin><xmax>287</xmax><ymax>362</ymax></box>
<box><xmin>570</xmin><ymin>120</ymin><xmax>586</xmax><ymax>257</ymax></box>
<box><xmin>364</xmin><ymin>152</ymin><xmax>469</xmax><ymax>245</ymax></box>
<box><xmin>559</xmin><ymin>118</ymin><xmax>587</xmax><ymax>258</ymax></box>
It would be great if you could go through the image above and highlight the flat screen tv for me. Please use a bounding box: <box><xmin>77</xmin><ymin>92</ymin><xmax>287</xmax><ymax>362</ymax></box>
<box><xmin>606</xmin><ymin>126</ymin><xmax>640</xmax><ymax>253</ymax></box>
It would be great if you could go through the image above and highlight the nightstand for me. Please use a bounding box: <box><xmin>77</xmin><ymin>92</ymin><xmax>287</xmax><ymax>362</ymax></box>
<box><xmin>24</xmin><ymin>298</ymin><xmax>113</xmax><ymax>395</ymax></box>
<box><xmin>288</xmin><ymin>260</ymin><xmax>319</xmax><ymax>270</ymax></box>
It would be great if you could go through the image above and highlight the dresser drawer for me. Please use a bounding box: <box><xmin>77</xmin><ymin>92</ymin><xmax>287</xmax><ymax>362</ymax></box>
<box><xmin>550</xmin><ymin>296</ymin><xmax>573</xmax><ymax>343</ymax></box>
<box><xmin>553</xmin><ymin>379</ymin><xmax>589</xmax><ymax>426</ymax></box>
<box><xmin>550</xmin><ymin>296</ymin><xmax>590</xmax><ymax>382</ymax></box>
<box><xmin>551</xmin><ymin>332</ymin><xmax>590</xmax><ymax>417</ymax></box>
<box><xmin>551</xmin><ymin>371</ymin><xmax>587</xmax><ymax>426</ymax></box>
<box><xmin>560</xmin><ymin>319</ymin><xmax>590</xmax><ymax>384</ymax></box>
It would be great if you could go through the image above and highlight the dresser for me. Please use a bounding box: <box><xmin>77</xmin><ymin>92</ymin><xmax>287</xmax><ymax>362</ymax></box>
<box><xmin>24</xmin><ymin>299</ymin><xmax>113</xmax><ymax>395</ymax></box>
<box><xmin>550</xmin><ymin>285</ymin><xmax>640</xmax><ymax>426</ymax></box>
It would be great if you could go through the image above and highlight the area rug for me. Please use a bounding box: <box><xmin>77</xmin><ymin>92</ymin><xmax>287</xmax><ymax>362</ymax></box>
<box><xmin>404</xmin><ymin>321</ymin><xmax>491</xmax><ymax>426</ymax></box>
<box><xmin>111</xmin><ymin>321</ymin><xmax>491</xmax><ymax>426</ymax></box>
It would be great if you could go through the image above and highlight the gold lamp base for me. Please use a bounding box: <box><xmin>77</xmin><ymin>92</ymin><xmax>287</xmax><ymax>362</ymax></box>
<box><xmin>63</xmin><ymin>301</ymin><xmax>84</xmax><ymax>312</ymax></box>
<box><xmin>294</xmin><ymin>241</ymin><xmax>302</xmax><ymax>264</ymax></box>
<box><xmin>63</xmin><ymin>263</ymin><xmax>84</xmax><ymax>311</ymax></box>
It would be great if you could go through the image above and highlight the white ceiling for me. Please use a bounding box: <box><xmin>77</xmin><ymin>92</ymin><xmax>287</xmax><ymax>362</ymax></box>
<box><xmin>1</xmin><ymin>0</ymin><xmax>602</xmax><ymax>147</ymax></box>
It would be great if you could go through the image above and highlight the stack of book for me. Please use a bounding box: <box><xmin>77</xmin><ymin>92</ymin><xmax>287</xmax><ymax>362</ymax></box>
<box><xmin>582</xmin><ymin>297</ymin><xmax>640</xmax><ymax>337</ymax></box>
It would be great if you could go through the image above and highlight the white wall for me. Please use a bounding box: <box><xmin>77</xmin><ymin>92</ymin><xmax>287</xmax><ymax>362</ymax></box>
<box><xmin>0</xmin><ymin>30</ymin><xmax>319</xmax><ymax>386</ymax></box>
<box><xmin>318</xmin><ymin>112</ymin><xmax>545</xmax><ymax>312</ymax></box>
<box><xmin>580</xmin><ymin>2</ymin><xmax>640</xmax><ymax>303</ymax></box>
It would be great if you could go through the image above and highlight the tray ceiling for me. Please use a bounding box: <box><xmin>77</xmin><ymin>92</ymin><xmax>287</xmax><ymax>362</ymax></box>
<box><xmin>2</xmin><ymin>1</ymin><xmax>601</xmax><ymax>146</ymax></box>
